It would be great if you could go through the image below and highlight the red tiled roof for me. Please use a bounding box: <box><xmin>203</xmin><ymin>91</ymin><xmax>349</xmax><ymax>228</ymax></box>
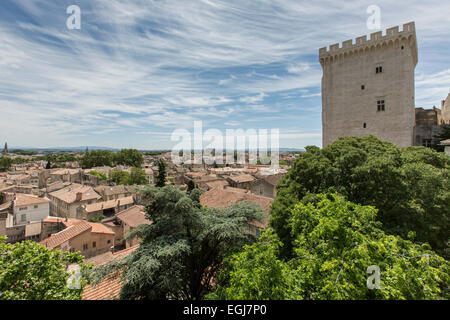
<box><xmin>14</xmin><ymin>193</ymin><xmax>50</xmax><ymax>207</ymax></box>
<box><xmin>116</xmin><ymin>205</ymin><xmax>151</xmax><ymax>228</ymax></box>
<box><xmin>49</xmin><ymin>184</ymin><xmax>101</xmax><ymax>204</ymax></box>
<box><xmin>200</xmin><ymin>188</ymin><xmax>273</xmax><ymax>212</ymax></box>
<box><xmin>40</xmin><ymin>220</ymin><xmax>92</xmax><ymax>249</ymax></box>
<box><xmin>228</xmin><ymin>174</ymin><xmax>256</xmax><ymax>183</ymax></box>
<box><xmin>82</xmin><ymin>245</ymin><xmax>139</xmax><ymax>300</ymax></box>
<box><xmin>40</xmin><ymin>219</ymin><xmax>114</xmax><ymax>248</ymax></box>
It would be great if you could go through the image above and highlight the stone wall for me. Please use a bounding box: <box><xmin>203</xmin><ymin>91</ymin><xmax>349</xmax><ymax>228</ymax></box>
<box><xmin>320</xmin><ymin>22</ymin><xmax>417</xmax><ymax>147</ymax></box>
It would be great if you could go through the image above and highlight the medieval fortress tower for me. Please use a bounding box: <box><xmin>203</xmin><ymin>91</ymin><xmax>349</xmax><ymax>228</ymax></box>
<box><xmin>319</xmin><ymin>22</ymin><xmax>449</xmax><ymax>148</ymax></box>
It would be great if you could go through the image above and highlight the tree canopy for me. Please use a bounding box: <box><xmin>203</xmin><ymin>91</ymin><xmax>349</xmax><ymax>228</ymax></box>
<box><xmin>271</xmin><ymin>136</ymin><xmax>450</xmax><ymax>258</ymax></box>
<box><xmin>114</xmin><ymin>149</ymin><xmax>144</xmax><ymax>168</ymax></box>
<box><xmin>210</xmin><ymin>194</ymin><xmax>449</xmax><ymax>300</ymax></box>
<box><xmin>80</xmin><ymin>149</ymin><xmax>143</xmax><ymax>169</ymax></box>
<box><xmin>0</xmin><ymin>157</ymin><xmax>12</xmax><ymax>172</ymax></box>
<box><xmin>88</xmin><ymin>170</ymin><xmax>108</xmax><ymax>181</ymax></box>
<box><xmin>109</xmin><ymin>168</ymin><xmax>148</xmax><ymax>185</ymax></box>
<box><xmin>80</xmin><ymin>150</ymin><xmax>113</xmax><ymax>169</ymax></box>
<box><xmin>89</xmin><ymin>185</ymin><xmax>266</xmax><ymax>300</ymax></box>
<box><xmin>0</xmin><ymin>238</ymin><xmax>89</xmax><ymax>300</ymax></box>
<box><xmin>155</xmin><ymin>159</ymin><xmax>167</xmax><ymax>187</ymax></box>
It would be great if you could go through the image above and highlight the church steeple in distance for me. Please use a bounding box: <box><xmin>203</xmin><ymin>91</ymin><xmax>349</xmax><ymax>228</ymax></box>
<box><xmin>3</xmin><ymin>142</ymin><xmax>8</xmax><ymax>154</ymax></box>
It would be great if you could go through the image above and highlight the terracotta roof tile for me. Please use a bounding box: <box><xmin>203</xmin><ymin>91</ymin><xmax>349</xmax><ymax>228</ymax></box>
<box><xmin>14</xmin><ymin>193</ymin><xmax>50</xmax><ymax>207</ymax></box>
<box><xmin>200</xmin><ymin>188</ymin><xmax>273</xmax><ymax>212</ymax></box>
<box><xmin>228</xmin><ymin>174</ymin><xmax>256</xmax><ymax>183</ymax></box>
<box><xmin>49</xmin><ymin>184</ymin><xmax>101</xmax><ymax>204</ymax></box>
<box><xmin>116</xmin><ymin>205</ymin><xmax>152</xmax><ymax>228</ymax></box>
<box><xmin>83</xmin><ymin>196</ymin><xmax>134</xmax><ymax>213</ymax></box>
<box><xmin>82</xmin><ymin>245</ymin><xmax>139</xmax><ymax>300</ymax></box>
<box><xmin>40</xmin><ymin>220</ymin><xmax>92</xmax><ymax>249</ymax></box>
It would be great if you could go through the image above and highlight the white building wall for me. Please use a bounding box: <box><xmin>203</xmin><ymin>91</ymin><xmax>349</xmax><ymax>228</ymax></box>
<box><xmin>14</xmin><ymin>202</ymin><xmax>50</xmax><ymax>225</ymax></box>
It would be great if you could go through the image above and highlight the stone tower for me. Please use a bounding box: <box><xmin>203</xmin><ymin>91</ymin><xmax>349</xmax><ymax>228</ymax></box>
<box><xmin>319</xmin><ymin>22</ymin><xmax>418</xmax><ymax>147</ymax></box>
<box><xmin>3</xmin><ymin>142</ymin><xmax>8</xmax><ymax>154</ymax></box>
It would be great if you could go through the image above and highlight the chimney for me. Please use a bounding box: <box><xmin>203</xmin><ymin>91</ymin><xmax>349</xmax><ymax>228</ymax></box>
<box><xmin>75</xmin><ymin>192</ymin><xmax>82</xmax><ymax>202</ymax></box>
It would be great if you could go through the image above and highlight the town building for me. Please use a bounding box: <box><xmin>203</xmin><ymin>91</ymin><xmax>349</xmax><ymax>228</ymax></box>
<box><xmin>40</xmin><ymin>218</ymin><xmax>115</xmax><ymax>258</ymax></box>
<box><xmin>12</xmin><ymin>193</ymin><xmax>50</xmax><ymax>225</ymax></box>
<box><xmin>319</xmin><ymin>22</ymin><xmax>449</xmax><ymax>148</ymax></box>
<box><xmin>101</xmin><ymin>205</ymin><xmax>151</xmax><ymax>249</ymax></box>
<box><xmin>77</xmin><ymin>196</ymin><xmax>134</xmax><ymax>221</ymax></box>
<box><xmin>48</xmin><ymin>184</ymin><xmax>101</xmax><ymax>218</ymax></box>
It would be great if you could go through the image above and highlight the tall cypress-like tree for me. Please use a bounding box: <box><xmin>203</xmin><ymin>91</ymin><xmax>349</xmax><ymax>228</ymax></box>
<box><xmin>155</xmin><ymin>159</ymin><xmax>167</xmax><ymax>187</ymax></box>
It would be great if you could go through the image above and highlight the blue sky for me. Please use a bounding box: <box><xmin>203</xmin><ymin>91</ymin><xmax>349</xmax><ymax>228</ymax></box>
<box><xmin>1</xmin><ymin>0</ymin><xmax>449</xmax><ymax>149</ymax></box>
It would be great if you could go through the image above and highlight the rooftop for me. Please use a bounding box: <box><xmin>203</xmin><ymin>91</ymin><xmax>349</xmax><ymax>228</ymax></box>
<box><xmin>14</xmin><ymin>193</ymin><xmax>50</xmax><ymax>207</ymax></box>
<box><xmin>49</xmin><ymin>184</ymin><xmax>101</xmax><ymax>204</ymax></box>
<box><xmin>115</xmin><ymin>205</ymin><xmax>152</xmax><ymax>228</ymax></box>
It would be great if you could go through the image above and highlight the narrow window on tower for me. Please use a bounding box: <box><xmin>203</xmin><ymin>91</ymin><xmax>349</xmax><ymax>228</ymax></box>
<box><xmin>361</xmin><ymin>85</ymin><xmax>365</xmax><ymax>90</ymax></box>
<box><xmin>377</xmin><ymin>100</ymin><xmax>385</xmax><ymax>111</ymax></box>
<box><xmin>363</xmin><ymin>123</ymin><xmax>367</xmax><ymax>128</ymax></box>
<box><xmin>376</xmin><ymin>66</ymin><xmax>383</xmax><ymax>73</ymax></box>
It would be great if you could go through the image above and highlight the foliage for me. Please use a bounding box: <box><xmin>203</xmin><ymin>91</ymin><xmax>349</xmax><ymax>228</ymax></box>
<box><xmin>0</xmin><ymin>157</ymin><xmax>12</xmax><ymax>172</ymax></box>
<box><xmin>80</xmin><ymin>150</ymin><xmax>113</xmax><ymax>169</ymax></box>
<box><xmin>89</xmin><ymin>215</ymin><xmax>106</xmax><ymax>223</ymax></box>
<box><xmin>110</xmin><ymin>168</ymin><xmax>148</xmax><ymax>185</ymax></box>
<box><xmin>0</xmin><ymin>238</ymin><xmax>90</xmax><ymax>300</ymax></box>
<box><xmin>110</xmin><ymin>170</ymin><xmax>131</xmax><ymax>185</ymax></box>
<box><xmin>9</xmin><ymin>149</ymin><xmax>38</xmax><ymax>156</ymax></box>
<box><xmin>130</xmin><ymin>167</ymin><xmax>149</xmax><ymax>185</ymax></box>
<box><xmin>155</xmin><ymin>159</ymin><xmax>167</xmax><ymax>187</ymax></box>
<box><xmin>89</xmin><ymin>185</ymin><xmax>266</xmax><ymax>300</ymax></box>
<box><xmin>187</xmin><ymin>180</ymin><xmax>196</xmax><ymax>193</ymax></box>
<box><xmin>212</xmin><ymin>194</ymin><xmax>449</xmax><ymax>300</ymax></box>
<box><xmin>114</xmin><ymin>149</ymin><xmax>144</xmax><ymax>168</ymax></box>
<box><xmin>432</xmin><ymin>124</ymin><xmax>450</xmax><ymax>152</ymax></box>
<box><xmin>88</xmin><ymin>170</ymin><xmax>108</xmax><ymax>181</ymax></box>
<box><xmin>271</xmin><ymin>136</ymin><xmax>450</xmax><ymax>258</ymax></box>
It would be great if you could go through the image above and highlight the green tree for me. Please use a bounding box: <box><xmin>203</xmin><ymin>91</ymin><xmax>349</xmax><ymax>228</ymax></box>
<box><xmin>80</xmin><ymin>150</ymin><xmax>113</xmax><ymax>169</ymax></box>
<box><xmin>129</xmin><ymin>167</ymin><xmax>148</xmax><ymax>185</ymax></box>
<box><xmin>110</xmin><ymin>170</ymin><xmax>131</xmax><ymax>185</ymax></box>
<box><xmin>211</xmin><ymin>194</ymin><xmax>449</xmax><ymax>300</ymax></box>
<box><xmin>114</xmin><ymin>149</ymin><xmax>144</xmax><ymax>167</ymax></box>
<box><xmin>88</xmin><ymin>170</ymin><xmax>108</xmax><ymax>181</ymax></box>
<box><xmin>89</xmin><ymin>186</ymin><xmax>266</xmax><ymax>300</ymax></box>
<box><xmin>0</xmin><ymin>157</ymin><xmax>12</xmax><ymax>172</ymax></box>
<box><xmin>271</xmin><ymin>136</ymin><xmax>450</xmax><ymax>258</ymax></box>
<box><xmin>432</xmin><ymin>124</ymin><xmax>450</xmax><ymax>152</ymax></box>
<box><xmin>0</xmin><ymin>238</ymin><xmax>90</xmax><ymax>300</ymax></box>
<box><xmin>187</xmin><ymin>180</ymin><xmax>196</xmax><ymax>193</ymax></box>
<box><xmin>155</xmin><ymin>159</ymin><xmax>167</xmax><ymax>187</ymax></box>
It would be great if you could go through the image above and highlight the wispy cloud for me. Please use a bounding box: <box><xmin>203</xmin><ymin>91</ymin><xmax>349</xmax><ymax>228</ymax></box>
<box><xmin>0</xmin><ymin>0</ymin><xmax>449</xmax><ymax>149</ymax></box>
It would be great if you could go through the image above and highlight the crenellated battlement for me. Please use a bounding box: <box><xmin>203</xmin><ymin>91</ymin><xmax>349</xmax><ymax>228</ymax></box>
<box><xmin>319</xmin><ymin>22</ymin><xmax>416</xmax><ymax>58</ymax></box>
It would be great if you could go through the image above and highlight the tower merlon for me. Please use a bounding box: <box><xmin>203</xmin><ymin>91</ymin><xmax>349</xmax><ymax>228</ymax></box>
<box><xmin>319</xmin><ymin>22</ymin><xmax>416</xmax><ymax>58</ymax></box>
